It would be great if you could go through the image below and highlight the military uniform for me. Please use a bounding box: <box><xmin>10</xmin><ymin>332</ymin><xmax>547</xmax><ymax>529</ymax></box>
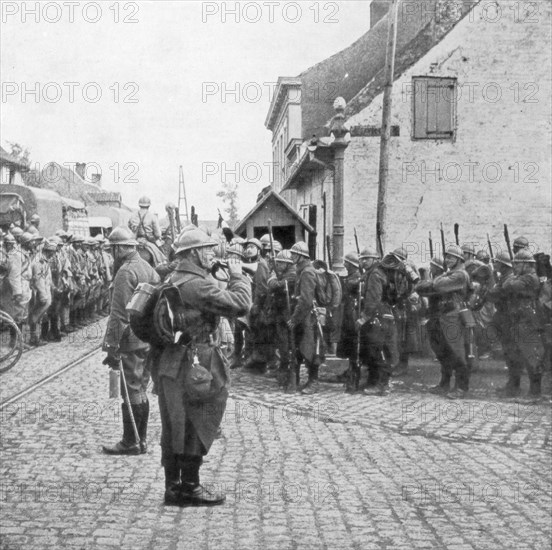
<box><xmin>432</xmin><ymin>254</ymin><xmax>470</xmax><ymax>396</ymax></box>
<box><xmin>266</xmin><ymin>261</ymin><xmax>296</xmax><ymax>386</ymax></box>
<box><xmin>358</xmin><ymin>263</ymin><xmax>395</xmax><ymax>392</ymax></box>
<box><xmin>336</xmin><ymin>270</ymin><xmax>361</xmax><ymax>362</ymax></box>
<box><xmin>151</xmin><ymin>227</ymin><xmax>250</xmax><ymax>506</ymax></box>
<box><xmin>103</xmin><ymin>246</ymin><xmax>160</xmax><ymax>454</ymax></box>
<box><xmin>501</xmin><ymin>256</ymin><xmax>544</xmax><ymax>397</ymax></box>
<box><xmin>290</xmin><ymin>254</ymin><xmax>323</xmax><ymax>389</ymax></box>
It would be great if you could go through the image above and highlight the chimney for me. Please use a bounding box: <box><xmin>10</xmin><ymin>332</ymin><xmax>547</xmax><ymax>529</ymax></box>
<box><xmin>91</xmin><ymin>173</ymin><xmax>102</xmax><ymax>187</ymax></box>
<box><xmin>75</xmin><ymin>162</ymin><xmax>86</xmax><ymax>180</ymax></box>
<box><xmin>370</xmin><ymin>0</ymin><xmax>391</xmax><ymax>28</ymax></box>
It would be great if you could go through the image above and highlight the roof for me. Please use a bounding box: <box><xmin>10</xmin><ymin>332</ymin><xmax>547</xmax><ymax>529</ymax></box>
<box><xmin>234</xmin><ymin>190</ymin><xmax>315</xmax><ymax>235</ymax></box>
<box><xmin>0</xmin><ymin>146</ymin><xmax>29</xmax><ymax>170</ymax></box>
<box><xmin>24</xmin><ymin>162</ymin><xmax>101</xmax><ymax>204</ymax></box>
<box><xmin>298</xmin><ymin>0</ymin><xmax>436</xmax><ymax>139</ymax></box>
<box><xmin>344</xmin><ymin>1</ymin><xmax>476</xmax><ymax>120</ymax></box>
<box><xmin>88</xmin><ymin>192</ymin><xmax>122</xmax><ymax>206</ymax></box>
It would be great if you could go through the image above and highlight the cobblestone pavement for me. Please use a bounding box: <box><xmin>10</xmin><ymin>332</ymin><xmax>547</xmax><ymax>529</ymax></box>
<box><xmin>1</xmin><ymin>342</ymin><xmax>551</xmax><ymax>550</ymax></box>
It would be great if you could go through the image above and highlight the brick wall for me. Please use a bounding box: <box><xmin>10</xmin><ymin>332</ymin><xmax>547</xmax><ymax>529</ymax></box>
<box><xmin>342</xmin><ymin>0</ymin><xmax>551</xmax><ymax>265</ymax></box>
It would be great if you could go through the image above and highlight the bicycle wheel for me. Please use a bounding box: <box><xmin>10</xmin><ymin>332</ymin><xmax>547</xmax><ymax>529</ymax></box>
<box><xmin>0</xmin><ymin>310</ymin><xmax>23</xmax><ymax>373</ymax></box>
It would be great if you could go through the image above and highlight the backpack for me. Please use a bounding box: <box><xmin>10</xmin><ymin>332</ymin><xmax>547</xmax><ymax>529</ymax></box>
<box><xmin>313</xmin><ymin>267</ymin><xmax>342</xmax><ymax>309</ymax></box>
<box><xmin>127</xmin><ymin>277</ymin><xmax>198</xmax><ymax>348</ymax></box>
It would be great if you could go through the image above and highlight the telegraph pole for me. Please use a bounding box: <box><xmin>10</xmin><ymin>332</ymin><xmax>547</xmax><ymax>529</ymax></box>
<box><xmin>376</xmin><ymin>0</ymin><xmax>399</xmax><ymax>255</ymax></box>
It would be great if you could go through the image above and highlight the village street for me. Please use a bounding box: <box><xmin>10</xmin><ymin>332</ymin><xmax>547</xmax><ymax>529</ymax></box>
<box><xmin>1</xmin><ymin>322</ymin><xmax>550</xmax><ymax>550</ymax></box>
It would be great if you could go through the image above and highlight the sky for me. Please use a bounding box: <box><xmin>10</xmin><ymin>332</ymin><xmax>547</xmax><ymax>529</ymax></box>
<box><xmin>1</xmin><ymin>0</ymin><xmax>372</xmax><ymax>221</ymax></box>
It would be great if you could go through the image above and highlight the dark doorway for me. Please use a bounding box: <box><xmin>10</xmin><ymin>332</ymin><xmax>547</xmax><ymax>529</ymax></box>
<box><xmin>253</xmin><ymin>225</ymin><xmax>296</xmax><ymax>249</ymax></box>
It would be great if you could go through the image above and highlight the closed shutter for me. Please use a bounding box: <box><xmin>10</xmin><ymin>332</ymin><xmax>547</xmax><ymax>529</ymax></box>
<box><xmin>413</xmin><ymin>77</ymin><xmax>456</xmax><ymax>139</ymax></box>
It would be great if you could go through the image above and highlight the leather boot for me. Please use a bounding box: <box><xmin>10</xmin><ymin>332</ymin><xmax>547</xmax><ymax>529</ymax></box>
<box><xmin>528</xmin><ymin>375</ymin><xmax>542</xmax><ymax>398</ymax></box>
<box><xmin>301</xmin><ymin>364</ymin><xmax>320</xmax><ymax>395</ymax></box>
<box><xmin>29</xmin><ymin>324</ymin><xmax>46</xmax><ymax>347</ymax></box>
<box><xmin>177</xmin><ymin>455</ymin><xmax>225</xmax><ymax>507</ymax></box>
<box><xmin>137</xmin><ymin>400</ymin><xmax>149</xmax><ymax>454</ymax></box>
<box><xmin>102</xmin><ymin>403</ymin><xmax>140</xmax><ymax>455</ymax></box>
<box><xmin>345</xmin><ymin>361</ymin><xmax>360</xmax><ymax>393</ymax></box>
<box><xmin>163</xmin><ymin>457</ymin><xmax>182</xmax><ymax>505</ymax></box>
<box><xmin>496</xmin><ymin>375</ymin><xmax>521</xmax><ymax>398</ymax></box>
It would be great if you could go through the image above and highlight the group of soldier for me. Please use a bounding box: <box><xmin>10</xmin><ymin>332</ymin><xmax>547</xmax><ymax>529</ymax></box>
<box><xmin>219</xmin><ymin>233</ymin><xmax>551</xmax><ymax>402</ymax></box>
<box><xmin>0</xmin><ymin>214</ymin><xmax>113</xmax><ymax>348</ymax></box>
<box><xmin>2</xmin><ymin>197</ymin><xmax>549</xmax><ymax>508</ymax></box>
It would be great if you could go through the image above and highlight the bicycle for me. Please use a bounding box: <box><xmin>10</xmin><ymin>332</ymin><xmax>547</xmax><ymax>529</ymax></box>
<box><xmin>0</xmin><ymin>310</ymin><xmax>23</xmax><ymax>374</ymax></box>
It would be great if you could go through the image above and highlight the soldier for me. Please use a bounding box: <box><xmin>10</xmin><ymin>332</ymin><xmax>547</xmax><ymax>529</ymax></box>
<box><xmin>462</xmin><ymin>243</ymin><xmax>478</xmax><ymax>276</ymax></box>
<box><xmin>10</xmin><ymin>226</ymin><xmax>24</xmax><ymax>246</ymax></box>
<box><xmin>243</xmin><ymin>238</ymin><xmax>269</xmax><ymax>371</ymax></box>
<box><xmin>513</xmin><ymin>236</ymin><xmax>530</xmax><ymax>254</ymax></box>
<box><xmin>152</xmin><ymin>227</ymin><xmax>250</xmax><ymax>507</ymax></box>
<box><xmin>416</xmin><ymin>257</ymin><xmax>449</xmax><ymax>393</ymax></box>
<box><xmin>19</xmin><ymin>233</ymin><xmax>35</xmax><ymax>345</ymax></box>
<box><xmin>500</xmin><ymin>250</ymin><xmax>545</xmax><ymax>399</ymax></box>
<box><xmin>28</xmin><ymin>240</ymin><xmax>55</xmax><ymax>347</ymax></box>
<box><xmin>266</xmin><ymin>250</ymin><xmax>297</xmax><ymax>388</ymax></box>
<box><xmin>128</xmin><ymin>196</ymin><xmax>162</xmax><ymax>243</ymax></box>
<box><xmin>334</xmin><ymin>252</ymin><xmax>361</xmax><ymax>385</ymax></box>
<box><xmin>357</xmin><ymin>248</ymin><xmax>395</xmax><ymax>396</ymax></box>
<box><xmin>0</xmin><ymin>233</ymin><xmax>30</xmax><ymax>350</ymax></box>
<box><xmin>288</xmin><ymin>241</ymin><xmax>324</xmax><ymax>394</ymax></box>
<box><xmin>487</xmin><ymin>252</ymin><xmax>518</xmax><ymax>396</ymax></box>
<box><xmin>25</xmin><ymin>214</ymin><xmax>40</xmax><ymax>235</ymax></box>
<box><xmin>429</xmin><ymin>244</ymin><xmax>471</xmax><ymax>399</ymax></box>
<box><xmin>46</xmin><ymin>236</ymin><xmax>65</xmax><ymax>342</ymax></box>
<box><xmin>102</xmin><ymin>227</ymin><xmax>160</xmax><ymax>455</ymax></box>
<box><xmin>387</xmin><ymin>247</ymin><xmax>421</xmax><ymax>377</ymax></box>
<box><xmin>476</xmin><ymin>250</ymin><xmax>491</xmax><ymax>265</ymax></box>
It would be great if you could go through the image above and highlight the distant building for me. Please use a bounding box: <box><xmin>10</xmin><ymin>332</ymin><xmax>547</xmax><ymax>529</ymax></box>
<box><xmin>0</xmin><ymin>146</ymin><xmax>28</xmax><ymax>186</ymax></box>
<box><xmin>265</xmin><ymin>0</ymin><xmax>551</xmax><ymax>268</ymax></box>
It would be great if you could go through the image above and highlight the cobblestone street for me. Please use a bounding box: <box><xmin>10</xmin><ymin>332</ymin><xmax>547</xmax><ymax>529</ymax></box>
<box><xmin>1</xmin><ymin>324</ymin><xmax>551</xmax><ymax>550</ymax></box>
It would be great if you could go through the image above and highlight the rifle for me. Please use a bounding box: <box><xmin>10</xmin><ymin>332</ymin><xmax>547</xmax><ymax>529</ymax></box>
<box><xmin>429</xmin><ymin>231</ymin><xmax>434</xmax><ymax>259</ymax></box>
<box><xmin>487</xmin><ymin>233</ymin><xmax>494</xmax><ymax>262</ymax></box>
<box><xmin>174</xmin><ymin>207</ymin><xmax>182</xmax><ymax>233</ymax></box>
<box><xmin>440</xmin><ymin>223</ymin><xmax>446</xmax><ymax>256</ymax></box>
<box><xmin>454</xmin><ymin>223</ymin><xmax>459</xmax><ymax>246</ymax></box>
<box><xmin>267</xmin><ymin>219</ymin><xmax>276</xmax><ymax>264</ymax></box>
<box><xmin>284</xmin><ymin>279</ymin><xmax>298</xmax><ymax>393</ymax></box>
<box><xmin>503</xmin><ymin>224</ymin><xmax>513</xmax><ymax>260</ymax></box>
<box><xmin>326</xmin><ymin>235</ymin><xmax>332</xmax><ymax>270</ymax></box>
<box><xmin>376</xmin><ymin>222</ymin><xmax>384</xmax><ymax>259</ymax></box>
<box><xmin>348</xmin><ymin>227</ymin><xmax>363</xmax><ymax>393</ymax></box>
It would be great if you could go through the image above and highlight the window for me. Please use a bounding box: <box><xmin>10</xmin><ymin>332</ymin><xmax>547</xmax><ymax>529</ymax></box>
<box><xmin>412</xmin><ymin>76</ymin><xmax>457</xmax><ymax>140</ymax></box>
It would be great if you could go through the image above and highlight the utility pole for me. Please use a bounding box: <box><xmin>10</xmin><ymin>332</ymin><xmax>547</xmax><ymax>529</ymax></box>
<box><xmin>178</xmin><ymin>165</ymin><xmax>189</xmax><ymax>224</ymax></box>
<box><xmin>376</xmin><ymin>0</ymin><xmax>399</xmax><ymax>255</ymax></box>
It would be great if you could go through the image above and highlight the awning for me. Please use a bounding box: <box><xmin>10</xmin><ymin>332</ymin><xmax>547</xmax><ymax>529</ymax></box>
<box><xmin>60</xmin><ymin>196</ymin><xmax>86</xmax><ymax>211</ymax></box>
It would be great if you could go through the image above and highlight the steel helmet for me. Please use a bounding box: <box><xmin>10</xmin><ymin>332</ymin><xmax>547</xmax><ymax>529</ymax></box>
<box><xmin>231</xmin><ymin>236</ymin><xmax>246</xmax><ymax>246</ymax></box>
<box><xmin>275</xmin><ymin>250</ymin><xmax>294</xmax><ymax>264</ymax></box>
<box><xmin>461</xmin><ymin>243</ymin><xmax>476</xmax><ymax>257</ymax></box>
<box><xmin>227</xmin><ymin>243</ymin><xmax>244</xmax><ymax>259</ymax></box>
<box><xmin>246</xmin><ymin>238</ymin><xmax>263</xmax><ymax>251</ymax></box>
<box><xmin>290</xmin><ymin>241</ymin><xmax>310</xmax><ymax>258</ymax></box>
<box><xmin>359</xmin><ymin>248</ymin><xmax>380</xmax><ymax>260</ymax></box>
<box><xmin>475</xmin><ymin>250</ymin><xmax>490</xmax><ymax>263</ymax></box>
<box><xmin>513</xmin><ymin>249</ymin><xmax>536</xmax><ymax>263</ymax></box>
<box><xmin>260</xmin><ymin>234</ymin><xmax>271</xmax><ymax>249</ymax></box>
<box><xmin>108</xmin><ymin>226</ymin><xmax>138</xmax><ymax>246</ymax></box>
<box><xmin>391</xmin><ymin>247</ymin><xmax>408</xmax><ymax>261</ymax></box>
<box><xmin>20</xmin><ymin>232</ymin><xmax>34</xmax><ymax>245</ymax></box>
<box><xmin>50</xmin><ymin>236</ymin><xmax>63</xmax><ymax>246</ymax></box>
<box><xmin>494</xmin><ymin>252</ymin><xmax>512</xmax><ymax>268</ymax></box>
<box><xmin>30</xmin><ymin>214</ymin><xmax>40</xmax><ymax>223</ymax></box>
<box><xmin>3</xmin><ymin>233</ymin><xmax>16</xmax><ymax>244</ymax></box>
<box><xmin>94</xmin><ymin>233</ymin><xmax>106</xmax><ymax>242</ymax></box>
<box><xmin>71</xmin><ymin>235</ymin><xmax>84</xmax><ymax>244</ymax></box>
<box><xmin>43</xmin><ymin>240</ymin><xmax>58</xmax><ymax>252</ymax></box>
<box><xmin>55</xmin><ymin>229</ymin><xmax>67</xmax><ymax>238</ymax></box>
<box><xmin>10</xmin><ymin>227</ymin><xmax>24</xmax><ymax>238</ymax></box>
<box><xmin>173</xmin><ymin>228</ymin><xmax>217</xmax><ymax>254</ymax></box>
<box><xmin>445</xmin><ymin>244</ymin><xmax>464</xmax><ymax>261</ymax></box>
<box><xmin>430</xmin><ymin>256</ymin><xmax>445</xmax><ymax>271</ymax></box>
<box><xmin>272</xmin><ymin>240</ymin><xmax>283</xmax><ymax>253</ymax></box>
<box><xmin>513</xmin><ymin>236</ymin><xmax>529</xmax><ymax>250</ymax></box>
<box><xmin>343</xmin><ymin>252</ymin><xmax>359</xmax><ymax>267</ymax></box>
<box><xmin>138</xmin><ymin>196</ymin><xmax>151</xmax><ymax>208</ymax></box>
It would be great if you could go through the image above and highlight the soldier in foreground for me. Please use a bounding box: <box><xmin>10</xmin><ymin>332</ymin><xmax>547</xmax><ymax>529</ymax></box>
<box><xmin>154</xmin><ymin>228</ymin><xmax>250</xmax><ymax>507</ymax></box>
<box><xmin>102</xmin><ymin>227</ymin><xmax>160</xmax><ymax>455</ymax></box>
